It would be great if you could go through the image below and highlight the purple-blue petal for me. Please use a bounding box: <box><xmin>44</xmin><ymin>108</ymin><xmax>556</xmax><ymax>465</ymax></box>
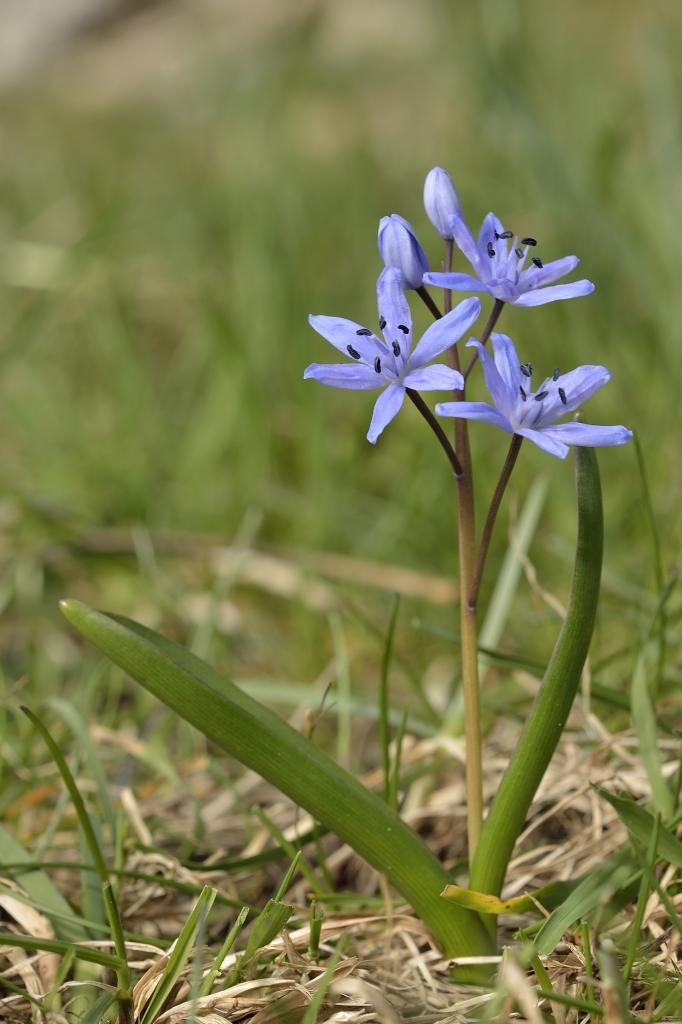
<box><xmin>409</xmin><ymin>296</ymin><xmax>481</xmax><ymax>367</ymax></box>
<box><xmin>535</xmin><ymin>365</ymin><xmax>611</xmax><ymax>424</ymax></box>
<box><xmin>422</xmin><ymin>271</ymin><xmax>488</xmax><ymax>294</ymax></box>
<box><xmin>450</xmin><ymin>212</ymin><xmax>480</xmax><ymax>268</ymax></box>
<box><xmin>376</xmin><ymin>267</ymin><xmax>412</xmax><ymax>355</ymax></box>
<box><xmin>477</xmin><ymin>212</ymin><xmax>505</xmax><ymax>259</ymax></box>
<box><xmin>465</xmin><ymin>339</ymin><xmax>512</xmax><ymax>416</ymax></box>
<box><xmin>538</xmin><ymin>422</ymin><xmax>633</xmax><ymax>449</ymax></box>
<box><xmin>304</xmin><ymin>362</ymin><xmax>381</xmax><ymax>390</ymax></box>
<box><xmin>308</xmin><ymin>314</ymin><xmax>383</xmax><ymax>364</ymax></box>
<box><xmin>523</xmin><ymin>255</ymin><xmax>579</xmax><ymax>288</ymax></box>
<box><xmin>367</xmin><ymin>383</ymin><xmax>405</xmax><ymax>443</ymax></box>
<box><xmin>423</xmin><ymin>167</ymin><xmax>463</xmax><ymax>239</ymax></box>
<box><xmin>514</xmin><ymin>280</ymin><xmax>595</xmax><ymax>307</ymax></box>
<box><xmin>516</xmin><ymin>427</ymin><xmax>570</xmax><ymax>459</ymax></box>
<box><xmin>435</xmin><ymin>401</ymin><xmax>511</xmax><ymax>431</ymax></box>
<box><xmin>489</xmin><ymin>333</ymin><xmax>523</xmax><ymax>402</ymax></box>
<box><xmin>403</xmin><ymin>364</ymin><xmax>464</xmax><ymax>390</ymax></box>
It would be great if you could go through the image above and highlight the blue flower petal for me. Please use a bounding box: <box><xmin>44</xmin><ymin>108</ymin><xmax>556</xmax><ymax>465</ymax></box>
<box><xmin>422</xmin><ymin>271</ymin><xmax>488</xmax><ymax>294</ymax></box>
<box><xmin>516</xmin><ymin>427</ymin><xmax>570</xmax><ymax>459</ymax></box>
<box><xmin>367</xmin><ymin>383</ymin><xmax>405</xmax><ymax>443</ymax></box>
<box><xmin>477</xmin><ymin>212</ymin><xmax>505</xmax><ymax>259</ymax></box>
<box><xmin>514</xmin><ymin>280</ymin><xmax>595</xmax><ymax>307</ymax></box>
<box><xmin>489</xmin><ymin>333</ymin><xmax>523</xmax><ymax>403</ymax></box>
<box><xmin>523</xmin><ymin>255</ymin><xmax>579</xmax><ymax>288</ymax></box>
<box><xmin>376</xmin><ymin>268</ymin><xmax>412</xmax><ymax>359</ymax></box>
<box><xmin>435</xmin><ymin>401</ymin><xmax>512</xmax><ymax>431</ymax></box>
<box><xmin>450</xmin><ymin>212</ymin><xmax>480</xmax><ymax>267</ymax></box>
<box><xmin>538</xmin><ymin>422</ymin><xmax>633</xmax><ymax>449</ymax></box>
<box><xmin>304</xmin><ymin>363</ymin><xmax>382</xmax><ymax>390</ymax></box>
<box><xmin>409</xmin><ymin>296</ymin><xmax>481</xmax><ymax>367</ymax></box>
<box><xmin>535</xmin><ymin>365</ymin><xmax>611</xmax><ymax>425</ymax></box>
<box><xmin>308</xmin><ymin>314</ymin><xmax>383</xmax><ymax>364</ymax></box>
<box><xmin>403</xmin><ymin>365</ymin><xmax>464</xmax><ymax>391</ymax></box>
<box><xmin>465</xmin><ymin>339</ymin><xmax>513</xmax><ymax>417</ymax></box>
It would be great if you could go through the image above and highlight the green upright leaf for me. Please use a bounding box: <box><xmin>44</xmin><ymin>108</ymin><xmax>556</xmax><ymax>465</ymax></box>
<box><xmin>470</xmin><ymin>448</ymin><xmax>604</xmax><ymax>899</ymax></box>
<box><xmin>594</xmin><ymin>787</ymin><xmax>682</xmax><ymax>866</ymax></box>
<box><xmin>631</xmin><ymin>642</ymin><xmax>674</xmax><ymax>819</ymax></box>
<box><xmin>59</xmin><ymin>599</ymin><xmax>493</xmax><ymax>966</ymax></box>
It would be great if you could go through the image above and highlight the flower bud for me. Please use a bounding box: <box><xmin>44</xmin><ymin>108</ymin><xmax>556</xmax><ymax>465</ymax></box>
<box><xmin>377</xmin><ymin>214</ymin><xmax>429</xmax><ymax>290</ymax></box>
<box><xmin>423</xmin><ymin>166</ymin><xmax>462</xmax><ymax>239</ymax></box>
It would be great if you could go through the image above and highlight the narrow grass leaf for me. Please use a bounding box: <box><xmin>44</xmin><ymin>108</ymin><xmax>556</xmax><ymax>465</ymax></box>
<box><xmin>0</xmin><ymin>931</ymin><xmax>121</xmax><ymax>969</ymax></box>
<box><xmin>631</xmin><ymin>646</ymin><xmax>673</xmax><ymax>819</ymax></box>
<box><xmin>0</xmin><ymin>824</ymin><xmax>88</xmax><ymax>943</ymax></box>
<box><xmin>301</xmin><ymin>943</ymin><xmax>344</xmax><ymax>1024</ymax></box>
<box><xmin>624</xmin><ymin>812</ymin><xmax>660</xmax><ymax>983</ymax></box>
<box><xmin>533</xmin><ymin>849</ymin><xmax>636</xmax><ymax>955</ymax></box>
<box><xmin>139</xmin><ymin>885</ymin><xmax>217</xmax><ymax>1024</ymax></box>
<box><xmin>199</xmin><ymin>905</ymin><xmax>249</xmax><ymax>997</ymax></box>
<box><xmin>78</xmin><ymin>991</ymin><xmax>118</xmax><ymax>1024</ymax></box>
<box><xmin>388</xmin><ymin>710</ymin><xmax>407</xmax><ymax>813</ymax></box>
<box><xmin>379</xmin><ymin>595</ymin><xmax>400</xmax><ymax>802</ymax></box>
<box><xmin>595</xmin><ymin>787</ymin><xmax>682</xmax><ymax>866</ymax></box>
<box><xmin>45</xmin><ymin>697</ymin><xmax>116</xmax><ymax>833</ymax></box>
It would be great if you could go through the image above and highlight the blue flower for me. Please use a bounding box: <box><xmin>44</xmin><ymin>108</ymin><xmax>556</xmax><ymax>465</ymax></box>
<box><xmin>423</xmin><ymin>206</ymin><xmax>594</xmax><ymax>307</ymax></box>
<box><xmin>423</xmin><ymin>166</ymin><xmax>462</xmax><ymax>240</ymax></box>
<box><xmin>435</xmin><ymin>333</ymin><xmax>632</xmax><ymax>459</ymax></box>
<box><xmin>377</xmin><ymin>214</ymin><xmax>429</xmax><ymax>290</ymax></box>
<box><xmin>304</xmin><ymin>268</ymin><xmax>481</xmax><ymax>443</ymax></box>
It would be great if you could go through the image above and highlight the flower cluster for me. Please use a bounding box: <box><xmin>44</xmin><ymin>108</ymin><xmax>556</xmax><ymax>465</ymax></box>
<box><xmin>304</xmin><ymin>166</ymin><xmax>632</xmax><ymax>458</ymax></box>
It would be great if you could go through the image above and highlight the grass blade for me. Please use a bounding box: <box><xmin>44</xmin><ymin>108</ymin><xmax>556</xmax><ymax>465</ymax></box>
<box><xmin>595</xmin><ymin>787</ymin><xmax>682</xmax><ymax>866</ymax></box>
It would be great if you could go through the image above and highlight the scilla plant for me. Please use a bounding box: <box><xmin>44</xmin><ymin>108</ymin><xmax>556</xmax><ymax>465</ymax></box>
<box><xmin>59</xmin><ymin>166</ymin><xmax>632</xmax><ymax>977</ymax></box>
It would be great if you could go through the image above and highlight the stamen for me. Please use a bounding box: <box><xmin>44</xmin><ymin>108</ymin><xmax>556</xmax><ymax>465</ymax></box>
<box><xmin>487</xmin><ymin>241</ymin><xmax>496</xmax><ymax>258</ymax></box>
<box><xmin>552</xmin><ymin>367</ymin><xmax>560</xmax><ymax>381</ymax></box>
<box><xmin>519</xmin><ymin>385</ymin><xmax>527</xmax><ymax>401</ymax></box>
<box><xmin>392</xmin><ymin>341</ymin><xmax>401</xmax><ymax>356</ymax></box>
<box><xmin>520</xmin><ymin>363</ymin><xmax>532</xmax><ymax>378</ymax></box>
<box><xmin>398</xmin><ymin>324</ymin><xmax>409</xmax><ymax>334</ymax></box>
<box><xmin>558</xmin><ymin>387</ymin><xmax>567</xmax><ymax>405</ymax></box>
<box><xmin>499</xmin><ymin>230</ymin><xmax>514</xmax><ymax>239</ymax></box>
<box><xmin>374</xmin><ymin>357</ymin><xmax>382</xmax><ymax>374</ymax></box>
<box><xmin>531</xmin><ymin>257</ymin><xmax>543</xmax><ymax>269</ymax></box>
<box><xmin>379</xmin><ymin>316</ymin><xmax>387</xmax><ymax>330</ymax></box>
<box><xmin>534</xmin><ymin>390</ymin><xmax>548</xmax><ymax>401</ymax></box>
<box><xmin>356</xmin><ymin>327</ymin><xmax>372</xmax><ymax>336</ymax></box>
<box><xmin>521</xmin><ymin>237</ymin><xmax>537</xmax><ymax>246</ymax></box>
<box><xmin>346</xmin><ymin>345</ymin><xmax>361</xmax><ymax>360</ymax></box>
<box><xmin>515</xmin><ymin>247</ymin><xmax>524</xmax><ymax>258</ymax></box>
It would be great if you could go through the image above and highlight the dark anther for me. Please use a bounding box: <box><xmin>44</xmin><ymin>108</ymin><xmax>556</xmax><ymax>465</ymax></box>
<box><xmin>398</xmin><ymin>324</ymin><xmax>409</xmax><ymax>334</ymax></box>
<box><xmin>356</xmin><ymin>327</ymin><xmax>372</xmax><ymax>336</ymax></box>
<box><xmin>515</xmin><ymin>247</ymin><xmax>524</xmax><ymax>258</ymax></box>
<box><xmin>532</xmin><ymin>257</ymin><xmax>543</xmax><ymax>269</ymax></box>
<box><xmin>379</xmin><ymin>316</ymin><xmax>387</xmax><ymax>330</ymax></box>
<box><xmin>392</xmin><ymin>341</ymin><xmax>401</xmax><ymax>356</ymax></box>
<box><xmin>499</xmin><ymin>230</ymin><xmax>513</xmax><ymax>239</ymax></box>
<box><xmin>374</xmin><ymin>357</ymin><xmax>382</xmax><ymax>374</ymax></box>
<box><xmin>346</xmin><ymin>345</ymin><xmax>361</xmax><ymax>360</ymax></box>
<box><xmin>487</xmin><ymin>241</ymin><xmax>496</xmax><ymax>258</ymax></box>
<box><xmin>534</xmin><ymin>390</ymin><xmax>548</xmax><ymax>401</ymax></box>
<box><xmin>552</xmin><ymin>367</ymin><xmax>560</xmax><ymax>381</ymax></box>
<box><xmin>558</xmin><ymin>387</ymin><xmax>567</xmax><ymax>405</ymax></box>
<box><xmin>519</xmin><ymin>385</ymin><xmax>527</xmax><ymax>401</ymax></box>
<box><xmin>521</xmin><ymin>236</ymin><xmax>537</xmax><ymax>246</ymax></box>
<box><xmin>520</xmin><ymin>363</ymin><xmax>532</xmax><ymax>378</ymax></box>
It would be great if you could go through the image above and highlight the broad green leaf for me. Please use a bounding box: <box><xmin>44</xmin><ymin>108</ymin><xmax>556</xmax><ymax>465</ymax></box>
<box><xmin>594</xmin><ymin>787</ymin><xmax>682</xmax><ymax>866</ymax></box>
<box><xmin>470</xmin><ymin>448</ymin><xmax>604</xmax><ymax>899</ymax></box>
<box><xmin>59</xmin><ymin>599</ymin><xmax>493</xmax><ymax>964</ymax></box>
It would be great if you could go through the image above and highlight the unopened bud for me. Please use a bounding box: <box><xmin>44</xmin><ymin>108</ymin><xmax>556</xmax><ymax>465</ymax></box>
<box><xmin>377</xmin><ymin>214</ymin><xmax>429</xmax><ymax>289</ymax></box>
<box><xmin>423</xmin><ymin>166</ymin><xmax>462</xmax><ymax>240</ymax></box>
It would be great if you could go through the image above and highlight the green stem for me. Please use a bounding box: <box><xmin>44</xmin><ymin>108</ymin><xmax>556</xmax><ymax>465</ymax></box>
<box><xmin>469</xmin><ymin>447</ymin><xmax>603</xmax><ymax>898</ymax></box>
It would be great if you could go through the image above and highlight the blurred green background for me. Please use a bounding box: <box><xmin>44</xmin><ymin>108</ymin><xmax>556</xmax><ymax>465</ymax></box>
<box><xmin>1</xmin><ymin>0</ymin><xmax>680</xmax><ymax>717</ymax></box>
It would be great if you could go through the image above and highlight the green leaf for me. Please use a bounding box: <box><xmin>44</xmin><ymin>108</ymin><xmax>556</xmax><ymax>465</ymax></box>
<box><xmin>631</xmin><ymin>642</ymin><xmax>674</xmax><ymax>819</ymax></box>
<box><xmin>470</xmin><ymin>448</ymin><xmax>604</xmax><ymax>899</ymax></box>
<box><xmin>594</xmin><ymin>787</ymin><xmax>682</xmax><ymax>867</ymax></box>
<box><xmin>139</xmin><ymin>886</ymin><xmax>217</xmax><ymax>1024</ymax></box>
<box><xmin>0</xmin><ymin>824</ymin><xmax>88</xmax><ymax>943</ymax></box>
<box><xmin>59</xmin><ymin>599</ymin><xmax>493</xmax><ymax>965</ymax></box>
<box><xmin>533</xmin><ymin>849</ymin><xmax>637</xmax><ymax>955</ymax></box>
